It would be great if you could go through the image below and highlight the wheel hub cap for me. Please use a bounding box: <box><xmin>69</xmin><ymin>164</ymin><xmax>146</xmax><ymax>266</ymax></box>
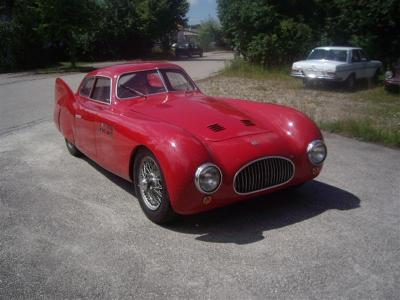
<box><xmin>138</xmin><ymin>157</ymin><xmax>163</xmax><ymax>210</ymax></box>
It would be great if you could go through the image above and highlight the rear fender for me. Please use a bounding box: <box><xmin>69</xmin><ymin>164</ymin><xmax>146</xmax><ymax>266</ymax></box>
<box><xmin>55</xmin><ymin>78</ymin><xmax>76</xmax><ymax>142</ymax></box>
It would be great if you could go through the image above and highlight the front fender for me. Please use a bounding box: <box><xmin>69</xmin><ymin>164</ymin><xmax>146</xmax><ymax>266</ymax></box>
<box><xmin>117</xmin><ymin>113</ymin><xmax>213</xmax><ymax>214</ymax></box>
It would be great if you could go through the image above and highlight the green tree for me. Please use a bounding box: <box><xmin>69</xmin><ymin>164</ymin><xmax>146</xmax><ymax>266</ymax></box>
<box><xmin>198</xmin><ymin>18</ymin><xmax>223</xmax><ymax>50</ymax></box>
<box><xmin>35</xmin><ymin>0</ymin><xmax>99</xmax><ymax>67</ymax></box>
<box><xmin>218</xmin><ymin>0</ymin><xmax>313</xmax><ymax>66</ymax></box>
<box><xmin>138</xmin><ymin>0</ymin><xmax>189</xmax><ymax>52</ymax></box>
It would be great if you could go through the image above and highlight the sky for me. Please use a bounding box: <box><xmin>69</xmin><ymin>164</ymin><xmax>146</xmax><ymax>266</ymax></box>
<box><xmin>187</xmin><ymin>0</ymin><xmax>218</xmax><ymax>25</ymax></box>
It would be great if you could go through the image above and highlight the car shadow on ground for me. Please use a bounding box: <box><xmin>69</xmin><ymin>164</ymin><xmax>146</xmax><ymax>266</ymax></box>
<box><xmin>167</xmin><ymin>181</ymin><xmax>360</xmax><ymax>245</ymax></box>
<box><xmin>80</xmin><ymin>157</ymin><xmax>360</xmax><ymax>245</ymax></box>
<box><xmin>81</xmin><ymin>156</ymin><xmax>136</xmax><ymax>195</ymax></box>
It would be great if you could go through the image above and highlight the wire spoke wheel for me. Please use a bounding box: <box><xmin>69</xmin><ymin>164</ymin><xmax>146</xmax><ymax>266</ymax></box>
<box><xmin>138</xmin><ymin>156</ymin><xmax>164</xmax><ymax>210</ymax></box>
<box><xmin>134</xmin><ymin>149</ymin><xmax>176</xmax><ymax>223</ymax></box>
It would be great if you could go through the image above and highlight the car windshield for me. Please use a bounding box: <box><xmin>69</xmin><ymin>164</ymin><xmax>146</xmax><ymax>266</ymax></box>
<box><xmin>117</xmin><ymin>70</ymin><xmax>166</xmax><ymax>99</ymax></box>
<box><xmin>307</xmin><ymin>49</ymin><xmax>348</xmax><ymax>62</ymax></box>
<box><xmin>160</xmin><ymin>69</ymin><xmax>196</xmax><ymax>92</ymax></box>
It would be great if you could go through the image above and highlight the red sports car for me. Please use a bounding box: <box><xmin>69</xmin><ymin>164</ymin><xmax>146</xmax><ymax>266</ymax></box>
<box><xmin>54</xmin><ymin>62</ymin><xmax>327</xmax><ymax>223</ymax></box>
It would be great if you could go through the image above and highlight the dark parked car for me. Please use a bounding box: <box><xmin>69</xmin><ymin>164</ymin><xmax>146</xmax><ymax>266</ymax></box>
<box><xmin>385</xmin><ymin>64</ymin><xmax>400</xmax><ymax>91</ymax></box>
<box><xmin>172</xmin><ymin>43</ymin><xmax>203</xmax><ymax>58</ymax></box>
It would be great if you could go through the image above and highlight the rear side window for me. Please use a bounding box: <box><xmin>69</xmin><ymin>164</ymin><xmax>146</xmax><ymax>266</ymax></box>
<box><xmin>91</xmin><ymin>77</ymin><xmax>111</xmax><ymax>103</ymax></box>
<box><xmin>79</xmin><ymin>77</ymin><xmax>94</xmax><ymax>97</ymax></box>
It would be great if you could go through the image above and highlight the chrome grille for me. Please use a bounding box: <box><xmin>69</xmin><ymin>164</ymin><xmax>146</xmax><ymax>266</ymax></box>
<box><xmin>234</xmin><ymin>157</ymin><xmax>294</xmax><ymax>194</ymax></box>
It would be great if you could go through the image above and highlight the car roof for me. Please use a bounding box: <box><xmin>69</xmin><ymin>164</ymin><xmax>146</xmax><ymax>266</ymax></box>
<box><xmin>87</xmin><ymin>61</ymin><xmax>184</xmax><ymax>77</ymax></box>
<box><xmin>314</xmin><ymin>46</ymin><xmax>361</xmax><ymax>51</ymax></box>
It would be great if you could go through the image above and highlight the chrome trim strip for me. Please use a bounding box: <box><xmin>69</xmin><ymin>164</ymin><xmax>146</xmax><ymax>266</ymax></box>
<box><xmin>233</xmin><ymin>156</ymin><xmax>295</xmax><ymax>195</ymax></box>
<box><xmin>194</xmin><ymin>163</ymin><xmax>223</xmax><ymax>195</ymax></box>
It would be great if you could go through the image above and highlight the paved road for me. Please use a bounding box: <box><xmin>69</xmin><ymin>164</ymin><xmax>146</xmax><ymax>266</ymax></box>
<box><xmin>1</xmin><ymin>52</ymin><xmax>399</xmax><ymax>299</ymax></box>
<box><xmin>0</xmin><ymin>51</ymin><xmax>233</xmax><ymax>135</ymax></box>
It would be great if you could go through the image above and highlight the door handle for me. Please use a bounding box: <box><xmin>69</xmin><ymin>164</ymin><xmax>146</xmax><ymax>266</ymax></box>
<box><xmin>75</xmin><ymin>114</ymin><xmax>82</xmax><ymax>119</ymax></box>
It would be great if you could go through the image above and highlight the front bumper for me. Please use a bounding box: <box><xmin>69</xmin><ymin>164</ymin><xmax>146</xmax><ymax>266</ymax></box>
<box><xmin>172</xmin><ymin>132</ymin><xmax>323</xmax><ymax>215</ymax></box>
<box><xmin>291</xmin><ymin>70</ymin><xmax>343</xmax><ymax>82</ymax></box>
<box><xmin>384</xmin><ymin>78</ymin><xmax>400</xmax><ymax>87</ymax></box>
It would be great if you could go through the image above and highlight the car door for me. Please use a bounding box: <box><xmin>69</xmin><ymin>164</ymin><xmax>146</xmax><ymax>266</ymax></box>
<box><xmin>89</xmin><ymin>76</ymin><xmax>122</xmax><ymax>175</ymax></box>
<box><xmin>359</xmin><ymin>49</ymin><xmax>374</xmax><ymax>78</ymax></box>
<box><xmin>75</xmin><ymin>77</ymin><xmax>98</xmax><ymax>158</ymax></box>
<box><xmin>351</xmin><ymin>49</ymin><xmax>366</xmax><ymax>79</ymax></box>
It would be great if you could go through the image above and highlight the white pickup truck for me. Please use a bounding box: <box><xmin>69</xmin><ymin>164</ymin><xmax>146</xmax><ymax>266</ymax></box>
<box><xmin>291</xmin><ymin>46</ymin><xmax>382</xmax><ymax>88</ymax></box>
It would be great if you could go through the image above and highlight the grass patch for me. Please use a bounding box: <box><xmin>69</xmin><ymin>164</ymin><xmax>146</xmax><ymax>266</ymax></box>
<box><xmin>222</xmin><ymin>58</ymin><xmax>292</xmax><ymax>81</ymax></box>
<box><xmin>320</xmin><ymin>119</ymin><xmax>400</xmax><ymax>147</ymax></box>
<box><xmin>200</xmin><ymin>59</ymin><xmax>400</xmax><ymax>147</ymax></box>
<box><xmin>353</xmin><ymin>85</ymin><xmax>400</xmax><ymax>103</ymax></box>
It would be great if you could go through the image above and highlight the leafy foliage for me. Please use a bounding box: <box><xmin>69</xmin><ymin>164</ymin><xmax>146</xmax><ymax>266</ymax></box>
<box><xmin>198</xmin><ymin>18</ymin><xmax>224</xmax><ymax>50</ymax></box>
<box><xmin>218</xmin><ymin>0</ymin><xmax>400</xmax><ymax>67</ymax></box>
<box><xmin>0</xmin><ymin>0</ymin><xmax>189</xmax><ymax>71</ymax></box>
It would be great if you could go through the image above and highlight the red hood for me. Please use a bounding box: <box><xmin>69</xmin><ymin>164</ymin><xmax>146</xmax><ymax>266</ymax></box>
<box><xmin>122</xmin><ymin>93</ymin><xmax>272</xmax><ymax>142</ymax></box>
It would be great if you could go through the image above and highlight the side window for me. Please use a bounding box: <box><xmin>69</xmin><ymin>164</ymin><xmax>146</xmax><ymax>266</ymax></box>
<box><xmin>79</xmin><ymin>77</ymin><xmax>94</xmax><ymax>97</ymax></box>
<box><xmin>352</xmin><ymin>50</ymin><xmax>361</xmax><ymax>62</ymax></box>
<box><xmin>91</xmin><ymin>77</ymin><xmax>111</xmax><ymax>103</ymax></box>
<box><xmin>359</xmin><ymin>50</ymin><xmax>368</xmax><ymax>61</ymax></box>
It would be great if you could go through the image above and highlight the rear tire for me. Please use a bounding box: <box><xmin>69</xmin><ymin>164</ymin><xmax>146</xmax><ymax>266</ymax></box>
<box><xmin>65</xmin><ymin>139</ymin><xmax>81</xmax><ymax>157</ymax></box>
<box><xmin>134</xmin><ymin>149</ymin><xmax>176</xmax><ymax>224</ymax></box>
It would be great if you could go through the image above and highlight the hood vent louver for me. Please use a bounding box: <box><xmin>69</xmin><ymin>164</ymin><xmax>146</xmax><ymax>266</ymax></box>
<box><xmin>207</xmin><ymin>123</ymin><xmax>225</xmax><ymax>132</ymax></box>
<box><xmin>241</xmin><ymin>119</ymin><xmax>255</xmax><ymax>127</ymax></box>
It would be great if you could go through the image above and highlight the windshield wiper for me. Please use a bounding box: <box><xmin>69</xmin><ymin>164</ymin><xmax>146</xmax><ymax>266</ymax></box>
<box><xmin>120</xmin><ymin>84</ymin><xmax>147</xmax><ymax>98</ymax></box>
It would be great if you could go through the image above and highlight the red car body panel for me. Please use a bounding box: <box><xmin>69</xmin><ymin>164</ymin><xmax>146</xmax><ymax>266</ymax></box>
<box><xmin>54</xmin><ymin>62</ymin><xmax>324</xmax><ymax>215</ymax></box>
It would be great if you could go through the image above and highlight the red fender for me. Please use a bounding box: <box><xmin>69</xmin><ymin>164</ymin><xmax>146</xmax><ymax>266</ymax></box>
<box><xmin>54</xmin><ymin>78</ymin><xmax>76</xmax><ymax>143</ymax></box>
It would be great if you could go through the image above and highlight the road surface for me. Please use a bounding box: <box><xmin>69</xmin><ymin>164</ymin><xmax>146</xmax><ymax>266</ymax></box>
<box><xmin>0</xmin><ymin>51</ymin><xmax>399</xmax><ymax>299</ymax></box>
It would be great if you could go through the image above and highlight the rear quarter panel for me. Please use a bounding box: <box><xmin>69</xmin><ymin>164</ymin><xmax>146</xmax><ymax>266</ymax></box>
<box><xmin>55</xmin><ymin>78</ymin><xmax>77</xmax><ymax>143</ymax></box>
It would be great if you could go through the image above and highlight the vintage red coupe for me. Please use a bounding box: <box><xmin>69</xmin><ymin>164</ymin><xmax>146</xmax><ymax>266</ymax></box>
<box><xmin>54</xmin><ymin>62</ymin><xmax>327</xmax><ymax>223</ymax></box>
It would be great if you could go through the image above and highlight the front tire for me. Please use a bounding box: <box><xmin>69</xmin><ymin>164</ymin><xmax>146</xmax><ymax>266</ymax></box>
<box><xmin>345</xmin><ymin>74</ymin><xmax>355</xmax><ymax>90</ymax></box>
<box><xmin>134</xmin><ymin>149</ymin><xmax>176</xmax><ymax>224</ymax></box>
<box><xmin>303</xmin><ymin>78</ymin><xmax>312</xmax><ymax>88</ymax></box>
<box><xmin>65</xmin><ymin>139</ymin><xmax>81</xmax><ymax>157</ymax></box>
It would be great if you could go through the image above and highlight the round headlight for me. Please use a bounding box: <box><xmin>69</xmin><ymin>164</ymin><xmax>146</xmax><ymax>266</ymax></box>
<box><xmin>194</xmin><ymin>163</ymin><xmax>222</xmax><ymax>194</ymax></box>
<box><xmin>307</xmin><ymin>140</ymin><xmax>327</xmax><ymax>165</ymax></box>
<box><xmin>385</xmin><ymin>71</ymin><xmax>393</xmax><ymax>79</ymax></box>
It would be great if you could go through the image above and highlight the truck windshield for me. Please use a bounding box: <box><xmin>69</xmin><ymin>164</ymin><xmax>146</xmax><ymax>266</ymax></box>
<box><xmin>307</xmin><ymin>49</ymin><xmax>347</xmax><ymax>62</ymax></box>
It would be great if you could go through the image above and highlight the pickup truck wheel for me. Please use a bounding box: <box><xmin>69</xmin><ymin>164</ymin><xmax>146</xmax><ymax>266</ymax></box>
<box><xmin>65</xmin><ymin>139</ymin><xmax>82</xmax><ymax>157</ymax></box>
<box><xmin>345</xmin><ymin>74</ymin><xmax>355</xmax><ymax>90</ymax></box>
<box><xmin>134</xmin><ymin>149</ymin><xmax>176</xmax><ymax>224</ymax></box>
